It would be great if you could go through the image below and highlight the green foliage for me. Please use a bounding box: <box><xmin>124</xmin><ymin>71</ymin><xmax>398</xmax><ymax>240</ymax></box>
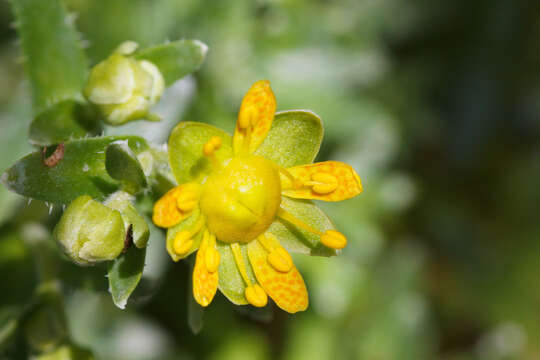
<box><xmin>28</xmin><ymin>101</ymin><xmax>103</xmax><ymax>146</ymax></box>
<box><xmin>107</xmin><ymin>245</ymin><xmax>146</xmax><ymax>309</ymax></box>
<box><xmin>105</xmin><ymin>142</ymin><xmax>148</xmax><ymax>193</ymax></box>
<box><xmin>135</xmin><ymin>40</ymin><xmax>208</xmax><ymax>86</ymax></box>
<box><xmin>1</xmin><ymin>136</ymin><xmax>148</xmax><ymax>204</ymax></box>
<box><xmin>9</xmin><ymin>0</ymin><xmax>87</xmax><ymax>114</ymax></box>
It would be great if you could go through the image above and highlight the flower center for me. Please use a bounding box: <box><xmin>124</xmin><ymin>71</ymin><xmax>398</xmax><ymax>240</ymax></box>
<box><xmin>200</xmin><ymin>155</ymin><xmax>281</xmax><ymax>243</ymax></box>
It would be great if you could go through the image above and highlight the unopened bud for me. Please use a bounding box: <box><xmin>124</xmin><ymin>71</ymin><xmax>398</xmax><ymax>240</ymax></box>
<box><xmin>83</xmin><ymin>41</ymin><xmax>164</xmax><ymax>125</ymax></box>
<box><xmin>53</xmin><ymin>195</ymin><xmax>125</xmax><ymax>265</ymax></box>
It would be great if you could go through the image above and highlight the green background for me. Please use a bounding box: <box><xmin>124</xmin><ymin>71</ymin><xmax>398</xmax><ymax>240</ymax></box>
<box><xmin>1</xmin><ymin>0</ymin><xmax>539</xmax><ymax>359</ymax></box>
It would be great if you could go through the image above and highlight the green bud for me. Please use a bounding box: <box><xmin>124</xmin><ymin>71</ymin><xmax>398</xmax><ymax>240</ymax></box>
<box><xmin>83</xmin><ymin>41</ymin><xmax>165</xmax><ymax>125</ymax></box>
<box><xmin>104</xmin><ymin>191</ymin><xmax>149</xmax><ymax>248</ymax></box>
<box><xmin>54</xmin><ymin>195</ymin><xmax>125</xmax><ymax>265</ymax></box>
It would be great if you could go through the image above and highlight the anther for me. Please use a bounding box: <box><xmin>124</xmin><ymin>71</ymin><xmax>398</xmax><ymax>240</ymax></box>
<box><xmin>309</xmin><ymin>172</ymin><xmax>338</xmax><ymax>194</ymax></box>
<box><xmin>205</xmin><ymin>247</ymin><xmax>220</xmax><ymax>273</ymax></box>
<box><xmin>176</xmin><ymin>185</ymin><xmax>200</xmax><ymax>213</ymax></box>
<box><xmin>238</xmin><ymin>106</ymin><xmax>256</xmax><ymax>129</ymax></box>
<box><xmin>173</xmin><ymin>216</ymin><xmax>205</xmax><ymax>255</ymax></box>
<box><xmin>267</xmin><ymin>247</ymin><xmax>293</xmax><ymax>273</ymax></box>
<box><xmin>320</xmin><ymin>230</ymin><xmax>347</xmax><ymax>249</ymax></box>
<box><xmin>245</xmin><ymin>284</ymin><xmax>268</xmax><ymax>307</ymax></box>
<box><xmin>173</xmin><ymin>231</ymin><xmax>194</xmax><ymax>255</ymax></box>
<box><xmin>203</xmin><ymin>136</ymin><xmax>223</xmax><ymax>156</ymax></box>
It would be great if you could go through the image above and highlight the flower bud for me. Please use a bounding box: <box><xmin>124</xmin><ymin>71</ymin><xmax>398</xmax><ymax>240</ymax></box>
<box><xmin>53</xmin><ymin>195</ymin><xmax>125</xmax><ymax>265</ymax></box>
<box><xmin>104</xmin><ymin>191</ymin><xmax>149</xmax><ymax>248</ymax></box>
<box><xmin>83</xmin><ymin>41</ymin><xmax>164</xmax><ymax>125</ymax></box>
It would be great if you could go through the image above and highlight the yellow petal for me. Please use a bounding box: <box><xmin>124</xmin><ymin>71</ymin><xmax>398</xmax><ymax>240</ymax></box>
<box><xmin>247</xmin><ymin>238</ymin><xmax>308</xmax><ymax>313</ymax></box>
<box><xmin>281</xmin><ymin>161</ymin><xmax>362</xmax><ymax>201</ymax></box>
<box><xmin>193</xmin><ymin>232</ymin><xmax>219</xmax><ymax>307</ymax></box>
<box><xmin>233</xmin><ymin>80</ymin><xmax>276</xmax><ymax>155</ymax></box>
<box><xmin>152</xmin><ymin>183</ymin><xmax>200</xmax><ymax>228</ymax></box>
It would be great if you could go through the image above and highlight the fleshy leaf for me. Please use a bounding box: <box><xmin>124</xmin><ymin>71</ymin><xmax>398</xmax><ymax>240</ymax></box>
<box><xmin>105</xmin><ymin>141</ymin><xmax>148</xmax><ymax>191</ymax></box>
<box><xmin>168</xmin><ymin>122</ymin><xmax>232</xmax><ymax>184</ymax></box>
<box><xmin>108</xmin><ymin>244</ymin><xmax>146</xmax><ymax>309</ymax></box>
<box><xmin>216</xmin><ymin>242</ymin><xmax>256</xmax><ymax>305</ymax></box>
<box><xmin>28</xmin><ymin>100</ymin><xmax>103</xmax><ymax>146</ymax></box>
<box><xmin>255</xmin><ymin>110</ymin><xmax>323</xmax><ymax>168</ymax></box>
<box><xmin>10</xmin><ymin>0</ymin><xmax>87</xmax><ymax>114</ymax></box>
<box><xmin>165</xmin><ymin>209</ymin><xmax>203</xmax><ymax>262</ymax></box>
<box><xmin>135</xmin><ymin>40</ymin><xmax>208</xmax><ymax>86</ymax></box>
<box><xmin>269</xmin><ymin>197</ymin><xmax>337</xmax><ymax>257</ymax></box>
<box><xmin>1</xmin><ymin>136</ymin><xmax>148</xmax><ymax>204</ymax></box>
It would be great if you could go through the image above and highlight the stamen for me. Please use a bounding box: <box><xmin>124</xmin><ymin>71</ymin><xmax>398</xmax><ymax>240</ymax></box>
<box><xmin>258</xmin><ymin>233</ymin><xmax>293</xmax><ymax>273</ymax></box>
<box><xmin>230</xmin><ymin>243</ymin><xmax>268</xmax><ymax>307</ymax></box>
<box><xmin>305</xmin><ymin>172</ymin><xmax>338</xmax><ymax>194</ymax></box>
<box><xmin>277</xmin><ymin>207</ymin><xmax>323</xmax><ymax>236</ymax></box>
<box><xmin>245</xmin><ymin>284</ymin><xmax>268</xmax><ymax>307</ymax></box>
<box><xmin>230</xmin><ymin>243</ymin><xmax>252</xmax><ymax>286</ymax></box>
<box><xmin>173</xmin><ymin>216</ymin><xmax>205</xmax><ymax>255</ymax></box>
<box><xmin>202</xmin><ymin>136</ymin><xmax>223</xmax><ymax>168</ymax></box>
<box><xmin>267</xmin><ymin>247</ymin><xmax>293</xmax><ymax>273</ymax></box>
<box><xmin>176</xmin><ymin>184</ymin><xmax>200</xmax><ymax>212</ymax></box>
<box><xmin>320</xmin><ymin>230</ymin><xmax>347</xmax><ymax>249</ymax></box>
<box><xmin>278</xmin><ymin>166</ymin><xmax>302</xmax><ymax>190</ymax></box>
<box><xmin>204</xmin><ymin>232</ymin><xmax>220</xmax><ymax>273</ymax></box>
<box><xmin>277</xmin><ymin>208</ymin><xmax>347</xmax><ymax>250</ymax></box>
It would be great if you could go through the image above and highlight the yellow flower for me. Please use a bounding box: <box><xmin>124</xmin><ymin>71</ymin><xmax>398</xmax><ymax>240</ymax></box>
<box><xmin>153</xmin><ymin>80</ymin><xmax>362</xmax><ymax>313</ymax></box>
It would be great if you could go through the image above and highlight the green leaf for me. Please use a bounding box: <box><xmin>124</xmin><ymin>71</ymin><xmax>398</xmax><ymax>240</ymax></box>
<box><xmin>28</xmin><ymin>100</ymin><xmax>103</xmax><ymax>146</ymax></box>
<box><xmin>135</xmin><ymin>40</ymin><xmax>208</xmax><ymax>86</ymax></box>
<box><xmin>10</xmin><ymin>0</ymin><xmax>88</xmax><ymax>114</ymax></box>
<box><xmin>168</xmin><ymin>122</ymin><xmax>232</xmax><ymax>184</ymax></box>
<box><xmin>255</xmin><ymin>110</ymin><xmax>323</xmax><ymax>168</ymax></box>
<box><xmin>105</xmin><ymin>141</ymin><xmax>147</xmax><ymax>192</ymax></box>
<box><xmin>1</xmin><ymin>136</ymin><xmax>148</xmax><ymax>204</ymax></box>
<box><xmin>268</xmin><ymin>197</ymin><xmax>337</xmax><ymax>257</ymax></box>
<box><xmin>165</xmin><ymin>209</ymin><xmax>203</xmax><ymax>262</ymax></box>
<box><xmin>216</xmin><ymin>242</ymin><xmax>257</xmax><ymax>305</ymax></box>
<box><xmin>108</xmin><ymin>244</ymin><xmax>146</xmax><ymax>309</ymax></box>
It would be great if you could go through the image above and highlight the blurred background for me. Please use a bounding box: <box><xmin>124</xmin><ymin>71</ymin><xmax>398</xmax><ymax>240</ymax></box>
<box><xmin>1</xmin><ymin>0</ymin><xmax>540</xmax><ymax>359</ymax></box>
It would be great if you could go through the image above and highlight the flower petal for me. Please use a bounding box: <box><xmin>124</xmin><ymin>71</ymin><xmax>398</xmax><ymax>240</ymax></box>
<box><xmin>193</xmin><ymin>233</ymin><xmax>219</xmax><ymax>307</ymax></box>
<box><xmin>247</xmin><ymin>238</ymin><xmax>308</xmax><ymax>313</ymax></box>
<box><xmin>165</xmin><ymin>209</ymin><xmax>203</xmax><ymax>262</ymax></box>
<box><xmin>281</xmin><ymin>161</ymin><xmax>362</xmax><ymax>201</ymax></box>
<box><xmin>268</xmin><ymin>197</ymin><xmax>337</xmax><ymax>257</ymax></box>
<box><xmin>255</xmin><ymin>110</ymin><xmax>323</xmax><ymax>168</ymax></box>
<box><xmin>152</xmin><ymin>183</ymin><xmax>199</xmax><ymax>228</ymax></box>
<box><xmin>233</xmin><ymin>80</ymin><xmax>276</xmax><ymax>155</ymax></box>
<box><xmin>216</xmin><ymin>242</ymin><xmax>257</xmax><ymax>305</ymax></box>
<box><xmin>168</xmin><ymin>122</ymin><xmax>232</xmax><ymax>184</ymax></box>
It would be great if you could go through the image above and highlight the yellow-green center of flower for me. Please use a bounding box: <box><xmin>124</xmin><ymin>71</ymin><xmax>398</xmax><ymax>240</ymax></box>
<box><xmin>200</xmin><ymin>155</ymin><xmax>281</xmax><ymax>243</ymax></box>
